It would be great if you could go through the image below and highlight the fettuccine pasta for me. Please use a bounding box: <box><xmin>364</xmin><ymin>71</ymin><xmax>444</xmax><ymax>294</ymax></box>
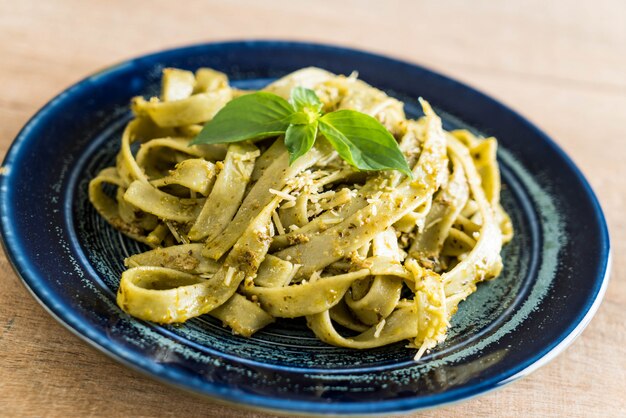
<box><xmin>89</xmin><ymin>67</ymin><xmax>512</xmax><ymax>358</ymax></box>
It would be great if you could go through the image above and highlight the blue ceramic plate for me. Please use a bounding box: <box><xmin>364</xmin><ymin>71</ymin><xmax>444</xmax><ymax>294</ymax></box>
<box><xmin>0</xmin><ymin>41</ymin><xmax>610</xmax><ymax>416</ymax></box>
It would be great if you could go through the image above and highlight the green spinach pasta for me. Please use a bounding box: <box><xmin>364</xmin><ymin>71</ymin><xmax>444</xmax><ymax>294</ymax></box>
<box><xmin>89</xmin><ymin>67</ymin><xmax>512</xmax><ymax>359</ymax></box>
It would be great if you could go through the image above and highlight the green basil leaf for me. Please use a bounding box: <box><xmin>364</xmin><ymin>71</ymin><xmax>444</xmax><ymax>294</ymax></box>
<box><xmin>318</xmin><ymin>110</ymin><xmax>412</xmax><ymax>177</ymax></box>
<box><xmin>285</xmin><ymin>121</ymin><xmax>318</xmax><ymax>164</ymax></box>
<box><xmin>191</xmin><ymin>92</ymin><xmax>294</xmax><ymax>145</ymax></box>
<box><xmin>288</xmin><ymin>111</ymin><xmax>310</xmax><ymax>125</ymax></box>
<box><xmin>290</xmin><ymin>87</ymin><xmax>323</xmax><ymax>117</ymax></box>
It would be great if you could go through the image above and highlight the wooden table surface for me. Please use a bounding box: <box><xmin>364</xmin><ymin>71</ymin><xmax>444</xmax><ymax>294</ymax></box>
<box><xmin>1</xmin><ymin>1</ymin><xmax>625</xmax><ymax>417</ymax></box>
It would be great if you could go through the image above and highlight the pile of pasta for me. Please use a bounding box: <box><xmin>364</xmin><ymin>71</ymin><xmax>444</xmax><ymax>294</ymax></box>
<box><xmin>89</xmin><ymin>67</ymin><xmax>512</xmax><ymax>358</ymax></box>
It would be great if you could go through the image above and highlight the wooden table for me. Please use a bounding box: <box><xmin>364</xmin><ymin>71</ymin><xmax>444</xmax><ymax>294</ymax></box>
<box><xmin>1</xmin><ymin>1</ymin><xmax>624</xmax><ymax>416</ymax></box>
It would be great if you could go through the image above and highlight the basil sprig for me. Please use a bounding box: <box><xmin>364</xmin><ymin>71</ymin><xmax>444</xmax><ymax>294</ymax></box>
<box><xmin>191</xmin><ymin>87</ymin><xmax>412</xmax><ymax>177</ymax></box>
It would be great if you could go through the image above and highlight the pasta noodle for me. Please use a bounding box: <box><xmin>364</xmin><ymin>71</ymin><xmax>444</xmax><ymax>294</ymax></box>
<box><xmin>89</xmin><ymin>67</ymin><xmax>512</xmax><ymax>358</ymax></box>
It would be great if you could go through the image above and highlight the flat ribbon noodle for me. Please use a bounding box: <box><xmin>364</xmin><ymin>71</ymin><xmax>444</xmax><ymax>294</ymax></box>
<box><xmin>245</xmin><ymin>269</ymin><xmax>370</xmax><ymax>317</ymax></box>
<box><xmin>132</xmin><ymin>89</ymin><xmax>232</xmax><ymax>128</ymax></box>
<box><xmin>307</xmin><ymin>306</ymin><xmax>418</xmax><ymax>349</ymax></box>
<box><xmin>118</xmin><ymin>193</ymin><xmax>280</xmax><ymax>323</ymax></box>
<box><xmin>274</xmin><ymin>100</ymin><xmax>448</xmax><ymax>278</ymax></box>
<box><xmin>150</xmin><ymin>158</ymin><xmax>216</xmax><ymax>196</ymax></box>
<box><xmin>125</xmin><ymin>243</ymin><xmax>220</xmax><ymax>274</ymax></box>
<box><xmin>188</xmin><ymin>142</ymin><xmax>259</xmax><ymax>241</ymax></box>
<box><xmin>88</xmin><ymin>66</ymin><xmax>513</xmax><ymax>357</ymax></box>
<box><xmin>88</xmin><ymin>167</ymin><xmax>152</xmax><ymax>245</ymax></box>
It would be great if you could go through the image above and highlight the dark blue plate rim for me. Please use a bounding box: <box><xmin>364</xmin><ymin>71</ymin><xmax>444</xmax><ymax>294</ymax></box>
<box><xmin>0</xmin><ymin>40</ymin><xmax>611</xmax><ymax>415</ymax></box>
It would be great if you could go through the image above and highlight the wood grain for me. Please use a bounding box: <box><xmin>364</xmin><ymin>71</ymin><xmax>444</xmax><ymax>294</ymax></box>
<box><xmin>1</xmin><ymin>1</ymin><xmax>625</xmax><ymax>416</ymax></box>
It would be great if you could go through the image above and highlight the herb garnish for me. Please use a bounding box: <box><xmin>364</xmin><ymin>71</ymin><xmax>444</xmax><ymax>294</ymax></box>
<box><xmin>191</xmin><ymin>87</ymin><xmax>412</xmax><ymax>177</ymax></box>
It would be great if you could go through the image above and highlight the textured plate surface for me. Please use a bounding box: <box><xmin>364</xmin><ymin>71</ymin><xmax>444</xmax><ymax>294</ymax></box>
<box><xmin>0</xmin><ymin>41</ymin><xmax>610</xmax><ymax>415</ymax></box>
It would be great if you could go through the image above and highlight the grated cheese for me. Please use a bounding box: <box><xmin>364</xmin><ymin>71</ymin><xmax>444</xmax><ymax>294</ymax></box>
<box><xmin>271</xmin><ymin>210</ymin><xmax>285</xmax><ymax>235</ymax></box>
<box><xmin>321</xmin><ymin>217</ymin><xmax>343</xmax><ymax>225</ymax></box>
<box><xmin>283</xmin><ymin>264</ymin><xmax>302</xmax><ymax>286</ymax></box>
<box><xmin>366</xmin><ymin>191</ymin><xmax>383</xmax><ymax>204</ymax></box>
<box><xmin>223</xmin><ymin>266</ymin><xmax>236</xmax><ymax>286</ymax></box>
<box><xmin>368</xmin><ymin>99</ymin><xmax>395</xmax><ymax>118</ymax></box>
<box><xmin>309</xmin><ymin>270</ymin><xmax>322</xmax><ymax>283</ymax></box>
<box><xmin>413</xmin><ymin>339</ymin><xmax>432</xmax><ymax>361</ymax></box>
<box><xmin>165</xmin><ymin>221</ymin><xmax>189</xmax><ymax>244</ymax></box>
<box><xmin>374</xmin><ymin>319</ymin><xmax>386</xmax><ymax>338</ymax></box>
<box><xmin>269</xmin><ymin>188</ymin><xmax>296</xmax><ymax>201</ymax></box>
